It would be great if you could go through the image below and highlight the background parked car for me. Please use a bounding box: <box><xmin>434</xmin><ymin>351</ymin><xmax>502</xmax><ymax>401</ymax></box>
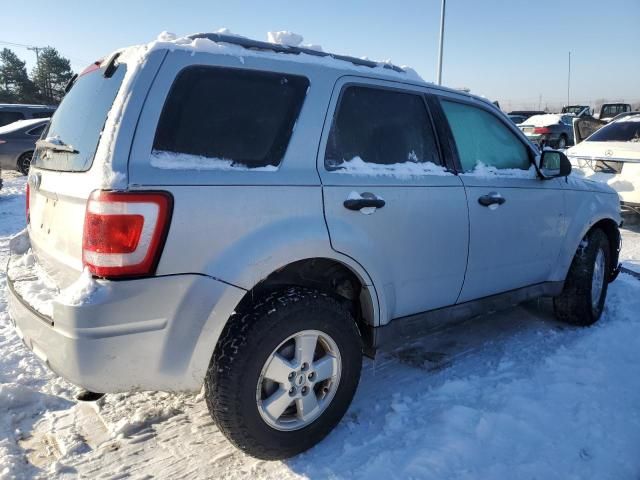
<box><xmin>508</xmin><ymin>114</ymin><xmax>530</xmax><ymax>124</ymax></box>
<box><xmin>597</xmin><ymin>103</ymin><xmax>632</xmax><ymax>123</ymax></box>
<box><xmin>519</xmin><ymin>114</ymin><xmax>575</xmax><ymax>148</ymax></box>
<box><xmin>0</xmin><ymin>118</ymin><xmax>49</xmax><ymax>175</ymax></box>
<box><xmin>508</xmin><ymin>110</ymin><xmax>545</xmax><ymax>119</ymax></box>
<box><xmin>568</xmin><ymin>112</ymin><xmax>640</xmax><ymax>214</ymax></box>
<box><xmin>0</xmin><ymin>104</ymin><xmax>56</xmax><ymax>128</ymax></box>
<box><xmin>561</xmin><ymin>105</ymin><xmax>592</xmax><ymax>116</ymax></box>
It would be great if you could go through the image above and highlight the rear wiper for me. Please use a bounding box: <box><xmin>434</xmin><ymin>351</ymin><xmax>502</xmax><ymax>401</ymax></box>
<box><xmin>36</xmin><ymin>136</ymin><xmax>79</xmax><ymax>154</ymax></box>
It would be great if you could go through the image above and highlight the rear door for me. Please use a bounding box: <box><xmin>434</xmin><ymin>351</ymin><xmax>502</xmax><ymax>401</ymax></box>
<box><xmin>319</xmin><ymin>78</ymin><xmax>469</xmax><ymax>321</ymax></box>
<box><xmin>437</xmin><ymin>97</ymin><xmax>566</xmax><ymax>302</ymax></box>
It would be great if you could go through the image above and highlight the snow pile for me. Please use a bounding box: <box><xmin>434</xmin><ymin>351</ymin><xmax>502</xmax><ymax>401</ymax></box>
<box><xmin>150</xmin><ymin>150</ymin><xmax>278</xmax><ymax>172</ymax></box>
<box><xmin>57</xmin><ymin>269</ymin><xmax>102</xmax><ymax>306</ymax></box>
<box><xmin>463</xmin><ymin>162</ymin><xmax>538</xmax><ymax>179</ymax></box>
<box><xmin>267</xmin><ymin>31</ymin><xmax>303</xmax><ymax>47</ymax></box>
<box><xmin>330</xmin><ymin>156</ymin><xmax>451</xmax><ymax>178</ymax></box>
<box><xmin>522</xmin><ymin>114</ymin><xmax>563</xmax><ymax>127</ymax></box>
<box><xmin>7</xmin><ymin>249</ymin><xmax>59</xmax><ymax>318</ymax></box>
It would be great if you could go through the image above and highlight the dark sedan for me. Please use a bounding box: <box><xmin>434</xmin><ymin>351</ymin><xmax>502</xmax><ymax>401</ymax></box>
<box><xmin>0</xmin><ymin>118</ymin><xmax>49</xmax><ymax>175</ymax></box>
<box><xmin>518</xmin><ymin>114</ymin><xmax>575</xmax><ymax>149</ymax></box>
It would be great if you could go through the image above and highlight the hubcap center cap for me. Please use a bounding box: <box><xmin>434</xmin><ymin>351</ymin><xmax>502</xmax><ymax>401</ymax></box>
<box><xmin>295</xmin><ymin>373</ymin><xmax>306</xmax><ymax>386</ymax></box>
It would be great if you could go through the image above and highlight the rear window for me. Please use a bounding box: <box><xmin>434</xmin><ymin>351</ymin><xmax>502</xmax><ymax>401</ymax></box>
<box><xmin>153</xmin><ymin>66</ymin><xmax>309</xmax><ymax>169</ymax></box>
<box><xmin>32</xmin><ymin>64</ymin><xmax>127</xmax><ymax>172</ymax></box>
<box><xmin>0</xmin><ymin>111</ymin><xmax>25</xmax><ymax>127</ymax></box>
<box><xmin>588</xmin><ymin>119</ymin><xmax>640</xmax><ymax>143</ymax></box>
<box><xmin>602</xmin><ymin>105</ymin><xmax>629</xmax><ymax>117</ymax></box>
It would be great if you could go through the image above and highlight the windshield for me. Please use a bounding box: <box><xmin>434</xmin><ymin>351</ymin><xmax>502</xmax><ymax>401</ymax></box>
<box><xmin>588</xmin><ymin>118</ymin><xmax>640</xmax><ymax>142</ymax></box>
<box><xmin>601</xmin><ymin>105</ymin><xmax>629</xmax><ymax>117</ymax></box>
<box><xmin>32</xmin><ymin>63</ymin><xmax>127</xmax><ymax>172</ymax></box>
<box><xmin>562</xmin><ymin>106</ymin><xmax>585</xmax><ymax>114</ymax></box>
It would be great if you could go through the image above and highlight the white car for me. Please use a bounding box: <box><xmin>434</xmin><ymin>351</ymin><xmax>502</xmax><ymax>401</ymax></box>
<box><xmin>567</xmin><ymin>112</ymin><xmax>640</xmax><ymax>213</ymax></box>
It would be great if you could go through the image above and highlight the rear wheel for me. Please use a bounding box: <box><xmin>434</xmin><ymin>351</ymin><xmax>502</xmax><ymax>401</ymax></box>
<box><xmin>553</xmin><ymin>229</ymin><xmax>610</xmax><ymax>326</ymax></box>
<box><xmin>205</xmin><ymin>287</ymin><xmax>362</xmax><ymax>459</ymax></box>
<box><xmin>17</xmin><ymin>151</ymin><xmax>33</xmax><ymax>175</ymax></box>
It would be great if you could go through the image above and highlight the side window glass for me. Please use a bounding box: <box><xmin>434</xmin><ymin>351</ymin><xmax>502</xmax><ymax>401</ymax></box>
<box><xmin>441</xmin><ymin>100</ymin><xmax>530</xmax><ymax>172</ymax></box>
<box><xmin>0</xmin><ymin>111</ymin><xmax>25</xmax><ymax>127</ymax></box>
<box><xmin>153</xmin><ymin>67</ymin><xmax>309</xmax><ymax>170</ymax></box>
<box><xmin>325</xmin><ymin>86</ymin><xmax>441</xmax><ymax>173</ymax></box>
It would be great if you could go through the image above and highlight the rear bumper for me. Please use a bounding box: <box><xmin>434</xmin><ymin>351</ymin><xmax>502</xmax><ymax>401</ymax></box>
<box><xmin>7</xmin><ymin>244</ymin><xmax>245</xmax><ymax>393</ymax></box>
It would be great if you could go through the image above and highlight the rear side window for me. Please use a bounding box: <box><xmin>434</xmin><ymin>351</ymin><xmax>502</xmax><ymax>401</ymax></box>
<box><xmin>27</xmin><ymin>124</ymin><xmax>46</xmax><ymax>137</ymax></box>
<box><xmin>153</xmin><ymin>66</ymin><xmax>309</xmax><ymax>169</ymax></box>
<box><xmin>325</xmin><ymin>86</ymin><xmax>440</xmax><ymax>170</ymax></box>
<box><xmin>0</xmin><ymin>111</ymin><xmax>25</xmax><ymax>127</ymax></box>
<box><xmin>441</xmin><ymin>100</ymin><xmax>530</xmax><ymax>172</ymax></box>
<box><xmin>30</xmin><ymin>111</ymin><xmax>55</xmax><ymax>119</ymax></box>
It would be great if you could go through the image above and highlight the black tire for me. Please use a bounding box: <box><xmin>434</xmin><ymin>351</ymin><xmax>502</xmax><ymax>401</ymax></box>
<box><xmin>17</xmin><ymin>151</ymin><xmax>33</xmax><ymax>176</ymax></box>
<box><xmin>553</xmin><ymin>229</ymin><xmax>610</xmax><ymax>326</ymax></box>
<box><xmin>205</xmin><ymin>286</ymin><xmax>362</xmax><ymax>460</ymax></box>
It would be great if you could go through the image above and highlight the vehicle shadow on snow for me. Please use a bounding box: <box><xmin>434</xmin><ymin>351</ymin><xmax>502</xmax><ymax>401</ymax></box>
<box><xmin>285</xmin><ymin>298</ymin><xmax>579</xmax><ymax>478</ymax></box>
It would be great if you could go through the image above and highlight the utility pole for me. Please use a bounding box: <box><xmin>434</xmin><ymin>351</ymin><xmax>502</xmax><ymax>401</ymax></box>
<box><xmin>27</xmin><ymin>45</ymin><xmax>41</xmax><ymax>63</ymax></box>
<box><xmin>436</xmin><ymin>0</ymin><xmax>446</xmax><ymax>85</ymax></box>
<box><xmin>567</xmin><ymin>51</ymin><xmax>571</xmax><ymax>107</ymax></box>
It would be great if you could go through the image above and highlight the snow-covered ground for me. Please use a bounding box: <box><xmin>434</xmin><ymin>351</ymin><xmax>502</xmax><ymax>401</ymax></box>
<box><xmin>2</xmin><ymin>171</ymin><xmax>640</xmax><ymax>479</ymax></box>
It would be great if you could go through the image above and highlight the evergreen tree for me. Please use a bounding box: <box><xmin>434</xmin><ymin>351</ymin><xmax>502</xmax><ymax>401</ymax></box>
<box><xmin>31</xmin><ymin>47</ymin><xmax>73</xmax><ymax>104</ymax></box>
<box><xmin>0</xmin><ymin>48</ymin><xmax>38</xmax><ymax>103</ymax></box>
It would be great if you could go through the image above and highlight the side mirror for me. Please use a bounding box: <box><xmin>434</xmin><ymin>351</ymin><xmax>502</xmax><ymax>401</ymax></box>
<box><xmin>540</xmin><ymin>150</ymin><xmax>572</xmax><ymax>179</ymax></box>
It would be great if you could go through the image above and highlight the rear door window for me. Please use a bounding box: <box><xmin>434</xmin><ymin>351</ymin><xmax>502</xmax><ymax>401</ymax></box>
<box><xmin>324</xmin><ymin>86</ymin><xmax>441</xmax><ymax>171</ymax></box>
<box><xmin>152</xmin><ymin>66</ymin><xmax>309</xmax><ymax>169</ymax></box>
<box><xmin>441</xmin><ymin>99</ymin><xmax>530</xmax><ymax>172</ymax></box>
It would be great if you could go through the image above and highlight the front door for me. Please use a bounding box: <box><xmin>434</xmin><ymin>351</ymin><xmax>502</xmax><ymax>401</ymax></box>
<box><xmin>438</xmin><ymin>98</ymin><xmax>566</xmax><ymax>303</ymax></box>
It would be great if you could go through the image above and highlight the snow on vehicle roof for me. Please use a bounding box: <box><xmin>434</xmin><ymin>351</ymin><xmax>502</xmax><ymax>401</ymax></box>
<box><xmin>118</xmin><ymin>30</ymin><xmax>424</xmax><ymax>83</ymax></box>
<box><xmin>0</xmin><ymin>117</ymin><xmax>49</xmax><ymax>134</ymax></box>
<box><xmin>521</xmin><ymin>114</ymin><xmax>564</xmax><ymax>127</ymax></box>
<box><xmin>613</xmin><ymin>113</ymin><xmax>640</xmax><ymax>123</ymax></box>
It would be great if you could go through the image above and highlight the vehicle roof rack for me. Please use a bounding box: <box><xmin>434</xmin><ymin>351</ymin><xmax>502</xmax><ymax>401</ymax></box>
<box><xmin>188</xmin><ymin>33</ymin><xmax>406</xmax><ymax>73</ymax></box>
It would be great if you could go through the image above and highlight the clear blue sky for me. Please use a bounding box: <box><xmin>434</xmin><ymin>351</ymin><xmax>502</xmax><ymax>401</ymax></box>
<box><xmin>2</xmin><ymin>0</ymin><xmax>639</xmax><ymax>110</ymax></box>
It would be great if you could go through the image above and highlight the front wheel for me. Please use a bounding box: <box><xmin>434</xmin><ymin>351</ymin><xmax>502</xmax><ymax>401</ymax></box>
<box><xmin>554</xmin><ymin>229</ymin><xmax>611</xmax><ymax>326</ymax></box>
<box><xmin>205</xmin><ymin>287</ymin><xmax>362</xmax><ymax>459</ymax></box>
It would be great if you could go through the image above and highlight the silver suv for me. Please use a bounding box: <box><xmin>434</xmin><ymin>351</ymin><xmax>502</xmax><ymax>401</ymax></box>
<box><xmin>7</xmin><ymin>33</ymin><xmax>622</xmax><ymax>459</ymax></box>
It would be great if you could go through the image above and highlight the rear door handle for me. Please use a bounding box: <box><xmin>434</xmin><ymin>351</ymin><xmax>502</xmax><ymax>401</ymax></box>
<box><xmin>344</xmin><ymin>193</ymin><xmax>386</xmax><ymax>211</ymax></box>
<box><xmin>478</xmin><ymin>192</ymin><xmax>506</xmax><ymax>207</ymax></box>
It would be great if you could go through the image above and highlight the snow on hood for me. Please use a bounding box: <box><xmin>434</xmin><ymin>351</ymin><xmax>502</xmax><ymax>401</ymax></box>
<box><xmin>567</xmin><ymin>141</ymin><xmax>640</xmax><ymax>160</ymax></box>
<box><xmin>521</xmin><ymin>114</ymin><xmax>563</xmax><ymax>127</ymax></box>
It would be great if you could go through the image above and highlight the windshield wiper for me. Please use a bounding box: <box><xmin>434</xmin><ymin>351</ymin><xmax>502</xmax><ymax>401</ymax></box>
<box><xmin>36</xmin><ymin>136</ymin><xmax>79</xmax><ymax>154</ymax></box>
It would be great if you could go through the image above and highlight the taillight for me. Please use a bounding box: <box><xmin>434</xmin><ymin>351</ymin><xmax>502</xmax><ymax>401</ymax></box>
<box><xmin>533</xmin><ymin>127</ymin><xmax>551</xmax><ymax>134</ymax></box>
<box><xmin>26</xmin><ymin>183</ymin><xmax>30</xmax><ymax>224</ymax></box>
<box><xmin>82</xmin><ymin>191</ymin><xmax>173</xmax><ymax>278</ymax></box>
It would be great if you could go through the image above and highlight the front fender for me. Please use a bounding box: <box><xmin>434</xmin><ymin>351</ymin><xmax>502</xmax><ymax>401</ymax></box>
<box><xmin>551</xmin><ymin>188</ymin><xmax>621</xmax><ymax>281</ymax></box>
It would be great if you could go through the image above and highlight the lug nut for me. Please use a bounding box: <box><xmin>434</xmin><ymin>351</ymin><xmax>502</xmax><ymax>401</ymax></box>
<box><xmin>301</xmin><ymin>362</ymin><xmax>309</xmax><ymax>371</ymax></box>
<box><xmin>301</xmin><ymin>386</ymin><xmax>308</xmax><ymax>395</ymax></box>
<box><xmin>288</xmin><ymin>372</ymin><xmax>295</xmax><ymax>380</ymax></box>
<box><xmin>289</xmin><ymin>387</ymin><xmax>296</xmax><ymax>396</ymax></box>
<box><xmin>308</xmin><ymin>372</ymin><xmax>315</xmax><ymax>381</ymax></box>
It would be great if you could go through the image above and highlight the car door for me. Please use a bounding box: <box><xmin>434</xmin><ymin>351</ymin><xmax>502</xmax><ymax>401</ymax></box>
<box><xmin>319</xmin><ymin>78</ymin><xmax>469</xmax><ymax>321</ymax></box>
<box><xmin>437</xmin><ymin>96</ymin><xmax>566</xmax><ymax>303</ymax></box>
